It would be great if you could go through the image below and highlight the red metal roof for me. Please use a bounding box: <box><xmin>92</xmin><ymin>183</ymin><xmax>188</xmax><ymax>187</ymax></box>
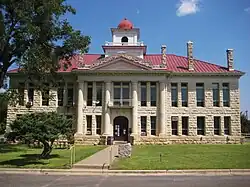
<box><xmin>8</xmin><ymin>54</ymin><xmax>242</xmax><ymax>74</ymax></box>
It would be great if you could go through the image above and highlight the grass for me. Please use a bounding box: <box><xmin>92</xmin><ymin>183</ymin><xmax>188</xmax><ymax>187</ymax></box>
<box><xmin>111</xmin><ymin>144</ymin><xmax>250</xmax><ymax>170</ymax></box>
<box><xmin>0</xmin><ymin>144</ymin><xmax>105</xmax><ymax>169</ymax></box>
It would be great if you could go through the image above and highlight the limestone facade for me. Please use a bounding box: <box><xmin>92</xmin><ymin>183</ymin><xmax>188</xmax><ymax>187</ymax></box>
<box><xmin>7</xmin><ymin>74</ymin><xmax>242</xmax><ymax>144</ymax></box>
<box><xmin>6</xmin><ymin>18</ymin><xmax>244</xmax><ymax>144</ymax></box>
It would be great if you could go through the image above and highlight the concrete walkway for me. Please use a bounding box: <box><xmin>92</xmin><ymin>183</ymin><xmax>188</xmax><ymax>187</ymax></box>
<box><xmin>73</xmin><ymin>145</ymin><xmax>118</xmax><ymax>169</ymax></box>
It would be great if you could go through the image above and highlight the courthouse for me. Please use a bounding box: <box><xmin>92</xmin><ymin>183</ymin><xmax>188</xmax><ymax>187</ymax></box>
<box><xmin>7</xmin><ymin>18</ymin><xmax>244</xmax><ymax>144</ymax></box>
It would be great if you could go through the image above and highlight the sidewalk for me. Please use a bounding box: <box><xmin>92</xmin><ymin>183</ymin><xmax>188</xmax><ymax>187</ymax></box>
<box><xmin>73</xmin><ymin>145</ymin><xmax>118</xmax><ymax>169</ymax></box>
<box><xmin>0</xmin><ymin>168</ymin><xmax>250</xmax><ymax>176</ymax></box>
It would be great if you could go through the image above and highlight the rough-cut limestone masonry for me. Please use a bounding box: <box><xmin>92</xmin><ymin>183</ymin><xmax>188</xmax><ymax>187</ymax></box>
<box><xmin>6</xmin><ymin>18</ymin><xmax>244</xmax><ymax>145</ymax></box>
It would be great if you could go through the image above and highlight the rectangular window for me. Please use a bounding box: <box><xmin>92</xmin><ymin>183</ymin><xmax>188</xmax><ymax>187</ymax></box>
<box><xmin>212</xmin><ymin>83</ymin><xmax>220</xmax><ymax>107</ymax></box>
<box><xmin>150</xmin><ymin>82</ymin><xmax>157</xmax><ymax>106</ymax></box>
<box><xmin>223</xmin><ymin>83</ymin><xmax>230</xmax><ymax>107</ymax></box>
<box><xmin>86</xmin><ymin>115</ymin><xmax>92</xmax><ymax>135</ymax></box>
<box><xmin>140</xmin><ymin>82</ymin><xmax>147</xmax><ymax>106</ymax></box>
<box><xmin>171</xmin><ymin>116</ymin><xmax>178</xmax><ymax>135</ymax></box>
<box><xmin>181</xmin><ymin>83</ymin><xmax>188</xmax><ymax>107</ymax></box>
<box><xmin>141</xmin><ymin>116</ymin><xmax>147</xmax><ymax>136</ymax></box>
<box><xmin>196</xmin><ymin>83</ymin><xmax>204</xmax><ymax>107</ymax></box>
<box><xmin>28</xmin><ymin>83</ymin><xmax>34</xmax><ymax>104</ymax></box>
<box><xmin>150</xmin><ymin>116</ymin><xmax>156</xmax><ymax>135</ymax></box>
<box><xmin>182</xmin><ymin>117</ymin><xmax>189</xmax><ymax>135</ymax></box>
<box><xmin>87</xmin><ymin>82</ymin><xmax>93</xmax><ymax>106</ymax></box>
<box><xmin>42</xmin><ymin>83</ymin><xmax>49</xmax><ymax>106</ymax></box>
<box><xmin>57</xmin><ymin>83</ymin><xmax>64</xmax><ymax>106</ymax></box>
<box><xmin>96</xmin><ymin>82</ymin><xmax>102</xmax><ymax>106</ymax></box>
<box><xmin>214</xmin><ymin>116</ymin><xmax>220</xmax><ymax>135</ymax></box>
<box><xmin>18</xmin><ymin>83</ymin><xmax>25</xmax><ymax>106</ymax></box>
<box><xmin>67</xmin><ymin>83</ymin><xmax>74</xmax><ymax>106</ymax></box>
<box><xmin>96</xmin><ymin>115</ymin><xmax>101</xmax><ymax>135</ymax></box>
<box><xmin>113</xmin><ymin>82</ymin><xmax>130</xmax><ymax>106</ymax></box>
<box><xmin>197</xmin><ymin>117</ymin><xmax>205</xmax><ymax>135</ymax></box>
<box><xmin>224</xmin><ymin>116</ymin><xmax>231</xmax><ymax>135</ymax></box>
<box><xmin>171</xmin><ymin>83</ymin><xmax>178</xmax><ymax>107</ymax></box>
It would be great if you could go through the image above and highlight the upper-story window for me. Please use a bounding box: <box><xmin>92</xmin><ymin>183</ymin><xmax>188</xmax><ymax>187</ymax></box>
<box><xmin>196</xmin><ymin>83</ymin><xmax>204</xmax><ymax>107</ymax></box>
<box><xmin>87</xmin><ymin>82</ymin><xmax>93</xmax><ymax>106</ymax></box>
<box><xmin>121</xmin><ymin>36</ymin><xmax>128</xmax><ymax>43</ymax></box>
<box><xmin>212</xmin><ymin>83</ymin><xmax>220</xmax><ymax>107</ymax></box>
<box><xmin>28</xmin><ymin>83</ymin><xmax>34</xmax><ymax>105</ymax></box>
<box><xmin>223</xmin><ymin>83</ymin><xmax>230</xmax><ymax>107</ymax></box>
<box><xmin>67</xmin><ymin>83</ymin><xmax>74</xmax><ymax>106</ymax></box>
<box><xmin>57</xmin><ymin>83</ymin><xmax>64</xmax><ymax>106</ymax></box>
<box><xmin>181</xmin><ymin>83</ymin><xmax>188</xmax><ymax>107</ymax></box>
<box><xmin>42</xmin><ymin>83</ymin><xmax>49</xmax><ymax>106</ymax></box>
<box><xmin>113</xmin><ymin>82</ymin><xmax>130</xmax><ymax>106</ymax></box>
<box><xmin>18</xmin><ymin>82</ymin><xmax>25</xmax><ymax>106</ymax></box>
<box><xmin>96</xmin><ymin>82</ymin><xmax>102</xmax><ymax>106</ymax></box>
<box><xmin>150</xmin><ymin>82</ymin><xmax>157</xmax><ymax>106</ymax></box>
<box><xmin>171</xmin><ymin>83</ymin><xmax>178</xmax><ymax>107</ymax></box>
<box><xmin>140</xmin><ymin>82</ymin><xmax>147</xmax><ymax>106</ymax></box>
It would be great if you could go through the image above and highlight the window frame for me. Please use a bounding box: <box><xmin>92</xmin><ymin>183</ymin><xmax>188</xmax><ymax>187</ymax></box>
<box><xmin>196</xmin><ymin>83</ymin><xmax>205</xmax><ymax>107</ymax></box>
<box><xmin>140</xmin><ymin>116</ymin><xmax>147</xmax><ymax>136</ymax></box>
<box><xmin>140</xmin><ymin>82</ymin><xmax>147</xmax><ymax>106</ymax></box>
<box><xmin>18</xmin><ymin>82</ymin><xmax>25</xmax><ymax>106</ymax></box>
<box><xmin>197</xmin><ymin>116</ymin><xmax>205</xmax><ymax>135</ymax></box>
<box><xmin>214</xmin><ymin>116</ymin><xmax>221</xmax><ymax>135</ymax></box>
<box><xmin>87</xmin><ymin>82</ymin><xmax>93</xmax><ymax>106</ymax></box>
<box><xmin>96</xmin><ymin>82</ymin><xmax>103</xmax><ymax>106</ymax></box>
<box><xmin>150</xmin><ymin>82</ymin><xmax>157</xmax><ymax>106</ymax></box>
<box><xmin>224</xmin><ymin>116</ymin><xmax>231</xmax><ymax>135</ymax></box>
<box><xmin>86</xmin><ymin>115</ymin><xmax>92</xmax><ymax>135</ymax></box>
<box><xmin>96</xmin><ymin>115</ymin><xmax>102</xmax><ymax>135</ymax></box>
<box><xmin>182</xmin><ymin>116</ymin><xmax>189</xmax><ymax>135</ymax></box>
<box><xmin>171</xmin><ymin>83</ymin><xmax>178</xmax><ymax>107</ymax></box>
<box><xmin>41</xmin><ymin>83</ymin><xmax>50</xmax><ymax>106</ymax></box>
<box><xmin>212</xmin><ymin>83</ymin><xmax>220</xmax><ymax>107</ymax></box>
<box><xmin>171</xmin><ymin>116</ymin><xmax>178</xmax><ymax>135</ymax></box>
<box><xmin>150</xmin><ymin>116</ymin><xmax>156</xmax><ymax>135</ymax></box>
<box><xmin>222</xmin><ymin>83</ymin><xmax>230</xmax><ymax>107</ymax></box>
<box><xmin>181</xmin><ymin>83</ymin><xmax>188</xmax><ymax>107</ymax></box>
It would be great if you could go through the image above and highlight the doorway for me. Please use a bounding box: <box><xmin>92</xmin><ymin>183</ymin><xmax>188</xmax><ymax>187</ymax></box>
<box><xmin>113</xmin><ymin>116</ymin><xmax>129</xmax><ymax>141</ymax></box>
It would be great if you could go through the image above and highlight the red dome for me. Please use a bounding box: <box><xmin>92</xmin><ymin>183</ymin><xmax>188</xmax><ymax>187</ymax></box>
<box><xmin>118</xmin><ymin>18</ymin><xmax>133</xmax><ymax>30</ymax></box>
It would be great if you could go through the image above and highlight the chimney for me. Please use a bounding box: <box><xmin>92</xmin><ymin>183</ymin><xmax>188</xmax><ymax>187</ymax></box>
<box><xmin>187</xmin><ymin>41</ymin><xmax>194</xmax><ymax>71</ymax></box>
<box><xmin>161</xmin><ymin>45</ymin><xmax>167</xmax><ymax>66</ymax></box>
<box><xmin>226</xmin><ymin>49</ymin><xmax>234</xmax><ymax>71</ymax></box>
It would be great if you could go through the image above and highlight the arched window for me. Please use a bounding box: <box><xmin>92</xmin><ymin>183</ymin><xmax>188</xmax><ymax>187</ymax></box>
<box><xmin>121</xmin><ymin>36</ymin><xmax>128</xmax><ymax>43</ymax></box>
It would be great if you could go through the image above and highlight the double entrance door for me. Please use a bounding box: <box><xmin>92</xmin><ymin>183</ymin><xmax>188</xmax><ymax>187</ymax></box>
<box><xmin>113</xmin><ymin>116</ymin><xmax>128</xmax><ymax>141</ymax></box>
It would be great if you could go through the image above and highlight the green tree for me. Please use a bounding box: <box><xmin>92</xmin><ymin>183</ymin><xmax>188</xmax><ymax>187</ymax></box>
<box><xmin>0</xmin><ymin>0</ymin><xmax>90</xmax><ymax>88</ymax></box>
<box><xmin>241</xmin><ymin>112</ymin><xmax>250</xmax><ymax>133</ymax></box>
<box><xmin>9</xmin><ymin>112</ymin><xmax>74</xmax><ymax>158</ymax></box>
<box><xmin>0</xmin><ymin>92</ymin><xmax>8</xmax><ymax>134</ymax></box>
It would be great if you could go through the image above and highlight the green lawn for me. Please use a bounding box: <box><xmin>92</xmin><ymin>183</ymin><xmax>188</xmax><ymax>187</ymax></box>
<box><xmin>0</xmin><ymin>144</ymin><xmax>105</xmax><ymax>169</ymax></box>
<box><xmin>112</xmin><ymin>144</ymin><xmax>250</xmax><ymax>170</ymax></box>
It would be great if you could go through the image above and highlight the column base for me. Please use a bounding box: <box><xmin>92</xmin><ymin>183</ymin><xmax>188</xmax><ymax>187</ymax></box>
<box><xmin>74</xmin><ymin>132</ymin><xmax>84</xmax><ymax>138</ymax></box>
<box><xmin>158</xmin><ymin>133</ymin><xmax>166</xmax><ymax>138</ymax></box>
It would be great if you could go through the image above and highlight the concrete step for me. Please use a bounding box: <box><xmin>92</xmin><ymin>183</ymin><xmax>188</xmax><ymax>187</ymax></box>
<box><xmin>113</xmin><ymin>141</ymin><xmax>127</xmax><ymax>145</ymax></box>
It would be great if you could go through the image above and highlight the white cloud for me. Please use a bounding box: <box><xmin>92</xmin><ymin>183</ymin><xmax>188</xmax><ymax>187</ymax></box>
<box><xmin>244</xmin><ymin>7</ymin><xmax>250</xmax><ymax>13</ymax></box>
<box><xmin>176</xmin><ymin>0</ymin><xmax>200</xmax><ymax>17</ymax></box>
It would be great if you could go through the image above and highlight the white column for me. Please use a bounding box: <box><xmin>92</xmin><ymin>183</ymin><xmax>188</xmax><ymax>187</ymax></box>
<box><xmin>103</xmin><ymin>82</ymin><xmax>111</xmax><ymax>135</ymax></box>
<box><xmin>76</xmin><ymin>82</ymin><xmax>84</xmax><ymax>135</ymax></box>
<box><xmin>131</xmin><ymin>81</ymin><xmax>138</xmax><ymax>136</ymax></box>
<box><xmin>159</xmin><ymin>82</ymin><xmax>165</xmax><ymax>136</ymax></box>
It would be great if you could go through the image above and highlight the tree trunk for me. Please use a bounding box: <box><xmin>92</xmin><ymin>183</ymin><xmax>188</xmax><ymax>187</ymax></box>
<box><xmin>40</xmin><ymin>141</ymin><xmax>53</xmax><ymax>159</ymax></box>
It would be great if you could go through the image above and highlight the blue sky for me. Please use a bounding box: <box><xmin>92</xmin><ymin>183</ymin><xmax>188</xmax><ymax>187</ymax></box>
<box><xmin>64</xmin><ymin>0</ymin><xmax>250</xmax><ymax>112</ymax></box>
<box><xmin>7</xmin><ymin>0</ymin><xmax>250</xmax><ymax>112</ymax></box>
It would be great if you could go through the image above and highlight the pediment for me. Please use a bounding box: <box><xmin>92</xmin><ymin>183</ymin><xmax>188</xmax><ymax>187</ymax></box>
<box><xmin>89</xmin><ymin>54</ymin><xmax>153</xmax><ymax>71</ymax></box>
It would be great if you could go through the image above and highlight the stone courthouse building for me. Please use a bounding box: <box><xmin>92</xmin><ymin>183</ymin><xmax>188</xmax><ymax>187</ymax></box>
<box><xmin>7</xmin><ymin>18</ymin><xmax>245</xmax><ymax>144</ymax></box>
